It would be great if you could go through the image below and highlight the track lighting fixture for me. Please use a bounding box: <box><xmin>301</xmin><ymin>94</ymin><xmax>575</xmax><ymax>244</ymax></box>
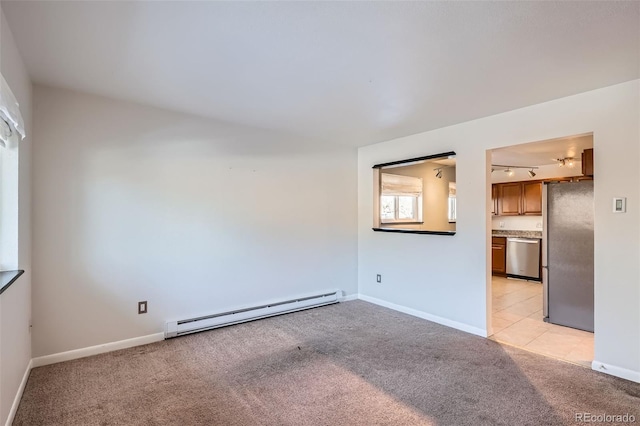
<box><xmin>433</xmin><ymin>164</ymin><xmax>454</xmax><ymax>178</ymax></box>
<box><xmin>556</xmin><ymin>157</ymin><xmax>575</xmax><ymax>167</ymax></box>
<box><xmin>491</xmin><ymin>164</ymin><xmax>539</xmax><ymax>178</ymax></box>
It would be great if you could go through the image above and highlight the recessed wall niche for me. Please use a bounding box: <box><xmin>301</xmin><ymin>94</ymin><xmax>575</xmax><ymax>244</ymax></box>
<box><xmin>372</xmin><ymin>152</ymin><xmax>456</xmax><ymax>235</ymax></box>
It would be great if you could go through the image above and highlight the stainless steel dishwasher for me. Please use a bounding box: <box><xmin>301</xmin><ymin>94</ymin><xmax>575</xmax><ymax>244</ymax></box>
<box><xmin>506</xmin><ymin>238</ymin><xmax>541</xmax><ymax>281</ymax></box>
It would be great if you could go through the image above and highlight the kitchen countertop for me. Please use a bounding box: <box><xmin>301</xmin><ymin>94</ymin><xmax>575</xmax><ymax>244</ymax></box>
<box><xmin>492</xmin><ymin>230</ymin><xmax>543</xmax><ymax>239</ymax></box>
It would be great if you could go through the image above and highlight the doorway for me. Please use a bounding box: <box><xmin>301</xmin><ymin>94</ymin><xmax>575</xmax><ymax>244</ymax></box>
<box><xmin>487</xmin><ymin>134</ymin><xmax>595</xmax><ymax>367</ymax></box>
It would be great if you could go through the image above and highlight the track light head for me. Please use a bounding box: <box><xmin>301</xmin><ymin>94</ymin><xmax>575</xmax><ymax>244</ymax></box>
<box><xmin>505</xmin><ymin>168</ymin><xmax>514</xmax><ymax>176</ymax></box>
<box><xmin>528</xmin><ymin>169</ymin><xmax>536</xmax><ymax>178</ymax></box>
<box><xmin>435</xmin><ymin>168</ymin><xmax>443</xmax><ymax>179</ymax></box>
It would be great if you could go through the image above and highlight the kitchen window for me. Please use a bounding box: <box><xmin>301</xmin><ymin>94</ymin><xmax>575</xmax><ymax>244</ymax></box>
<box><xmin>448</xmin><ymin>182</ymin><xmax>457</xmax><ymax>223</ymax></box>
<box><xmin>0</xmin><ymin>73</ymin><xmax>26</xmax><ymax>270</ymax></box>
<box><xmin>380</xmin><ymin>173</ymin><xmax>423</xmax><ymax>223</ymax></box>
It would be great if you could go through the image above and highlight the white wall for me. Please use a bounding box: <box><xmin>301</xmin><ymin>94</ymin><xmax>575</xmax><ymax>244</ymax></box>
<box><xmin>32</xmin><ymin>86</ymin><xmax>358</xmax><ymax>357</ymax></box>
<box><xmin>0</xmin><ymin>8</ymin><xmax>33</xmax><ymax>425</ymax></box>
<box><xmin>358</xmin><ymin>80</ymin><xmax>640</xmax><ymax>382</ymax></box>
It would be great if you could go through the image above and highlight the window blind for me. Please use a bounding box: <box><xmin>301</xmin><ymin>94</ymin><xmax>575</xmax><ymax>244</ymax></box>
<box><xmin>381</xmin><ymin>173</ymin><xmax>422</xmax><ymax>196</ymax></box>
<box><xmin>0</xmin><ymin>73</ymin><xmax>26</xmax><ymax>148</ymax></box>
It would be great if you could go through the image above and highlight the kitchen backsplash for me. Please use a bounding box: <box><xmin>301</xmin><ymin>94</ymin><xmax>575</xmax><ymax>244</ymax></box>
<box><xmin>491</xmin><ymin>215</ymin><xmax>543</xmax><ymax>231</ymax></box>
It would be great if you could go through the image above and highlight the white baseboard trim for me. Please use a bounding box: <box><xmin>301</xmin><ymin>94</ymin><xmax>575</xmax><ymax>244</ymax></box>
<box><xmin>31</xmin><ymin>333</ymin><xmax>165</xmax><ymax>368</ymax></box>
<box><xmin>592</xmin><ymin>360</ymin><xmax>640</xmax><ymax>383</ymax></box>
<box><xmin>341</xmin><ymin>293</ymin><xmax>359</xmax><ymax>302</ymax></box>
<box><xmin>358</xmin><ymin>294</ymin><xmax>488</xmax><ymax>338</ymax></box>
<box><xmin>5</xmin><ymin>359</ymin><xmax>32</xmax><ymax>426</ymax></box>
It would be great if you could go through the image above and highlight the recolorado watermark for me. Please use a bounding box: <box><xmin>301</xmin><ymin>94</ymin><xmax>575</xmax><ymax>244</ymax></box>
<box><xmin>575</xmin><ymin>413</ymin><xmax>636</xmax><ymax>423</ymax></box>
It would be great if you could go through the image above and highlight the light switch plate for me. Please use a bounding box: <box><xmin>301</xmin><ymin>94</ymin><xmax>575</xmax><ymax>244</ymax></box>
<box><xmin>613</xmin><ymin>197</ymin><xmax>626</xmax><ymax>213</ymax></box>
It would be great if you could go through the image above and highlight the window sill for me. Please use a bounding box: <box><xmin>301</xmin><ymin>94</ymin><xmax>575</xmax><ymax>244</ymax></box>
<box><xmin>372</xmin><ymin>228</ymin><xmax>456</xmax><ymax>236</ymax></box>
<box><xmin>380</xmin><ymin>221</ymin><xmax>424</xmax><ymax>225</ymax></box>
<box><xmin>0</xmin><ymin>270</ymin><xmax>25</xmax><ymax>296</ymax></box>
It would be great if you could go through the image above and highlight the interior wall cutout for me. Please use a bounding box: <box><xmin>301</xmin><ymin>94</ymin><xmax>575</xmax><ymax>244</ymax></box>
<box><xmin>372</xmin><ymin>152</ymin><xmax>456</xmax><ymax>235</ymax></box>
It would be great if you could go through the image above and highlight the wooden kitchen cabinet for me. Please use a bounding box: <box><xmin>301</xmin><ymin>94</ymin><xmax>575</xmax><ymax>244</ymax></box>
<box><xmin>491</xmin><ymin>184</ymin><xmax>498</xmax><ymax>215</ymax></box>
<box><xmin>521</xmin><ymin>181</ymin><xmax>542</xmax><ymax>215</ymax></box>
<box><xmin>582</xmin><ymin>148</ymin><xmax>594</xmax><ymax>177</ymax></box>
<box><xmin>497</xmin><ymin>181</ymin><xmax>542</xmax><ymax>216</ymax></box>
<box><xmin>498</xmin><ymin>183</ymin><xmax>523</xmax><ymax>216</ymax></box>
<box><xmin>491</xmin><ymin>237</ymin><xmax>506</xmax><ymax>275</ymax></box>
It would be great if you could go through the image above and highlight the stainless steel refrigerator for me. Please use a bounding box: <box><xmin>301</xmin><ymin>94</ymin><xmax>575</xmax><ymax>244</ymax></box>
<box><xmin>543</xmin><ymin>181</ymin><xmax>594</xmax><ymax>332</ymax></box>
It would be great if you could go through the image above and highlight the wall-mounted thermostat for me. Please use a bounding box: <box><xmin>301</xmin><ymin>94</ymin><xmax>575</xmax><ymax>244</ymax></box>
<box><xmin>613</xmin><ymin>197</ymin><xmax>626</xmax><ymax>213</ymax></box>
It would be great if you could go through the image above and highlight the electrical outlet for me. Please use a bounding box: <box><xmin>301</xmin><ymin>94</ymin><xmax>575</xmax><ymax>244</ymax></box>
<box><xmin>536</xmin><ymin>222</ymin><xmax>542</xmax><ymax>228</ymax></box>
<box><xmin>499</xmin><ymin>221</ymin><xmax>505</xmax><ymax>228</ymax></box>
<box><xmin>376</xmin><ymin>274</ymin><xmax>382</xmax><ymax>283</ymax></box>
<box><xmin>138</xmin><ymin>301</ymin><xmax>147</xmax><ymax>314</ymax></box>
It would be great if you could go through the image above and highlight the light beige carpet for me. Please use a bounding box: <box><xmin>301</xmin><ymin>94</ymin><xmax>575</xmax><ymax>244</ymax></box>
<box><xmin>14</xmin><ymin>300</ymin><xmax>640</xmax><ymax>425</ymax></box>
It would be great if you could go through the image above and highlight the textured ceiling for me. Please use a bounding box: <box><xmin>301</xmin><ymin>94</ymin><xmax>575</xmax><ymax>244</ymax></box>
<box><xmin>492</xmin><ymin>134</ymin><xmax>593</xmax><ymax>167</ymax></box>
<box><xmin>2</xmin><ymin>1</ymin><xmax>638</xmax><ymax>146</ymax></box>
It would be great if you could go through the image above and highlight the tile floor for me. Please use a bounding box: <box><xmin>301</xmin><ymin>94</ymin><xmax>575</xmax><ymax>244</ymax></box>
<box><xmin>490</xmin><ymin>275</ymin><xmax>594</xmax><ymax>367</ymax></box>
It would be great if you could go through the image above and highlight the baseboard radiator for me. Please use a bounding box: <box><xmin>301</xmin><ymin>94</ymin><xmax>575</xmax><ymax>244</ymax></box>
<box><xmin>165</xmin><ymin>290</ymin><xmax>340</xmax><ymax>339</ymax></box>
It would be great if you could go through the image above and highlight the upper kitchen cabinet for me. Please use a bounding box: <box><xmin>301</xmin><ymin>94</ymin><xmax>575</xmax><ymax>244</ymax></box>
<box><xmin>522</xmin><ymin>181</ymin><xmax>542</xmax><ymax>214</ymax></box>
<box><xmin>497</xmin><ymin>181</ymin><xmax>542</xmax><ymax>216</ymax></box>
<box><xmin>491</xmin><ymin>184</ymin><xmax>498</xmax><ymax>215</ymax></box>
<box><xmin>498</xmin><ymin>183</ymin><xmax>522</xmax><ymax>215</ymax></box>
